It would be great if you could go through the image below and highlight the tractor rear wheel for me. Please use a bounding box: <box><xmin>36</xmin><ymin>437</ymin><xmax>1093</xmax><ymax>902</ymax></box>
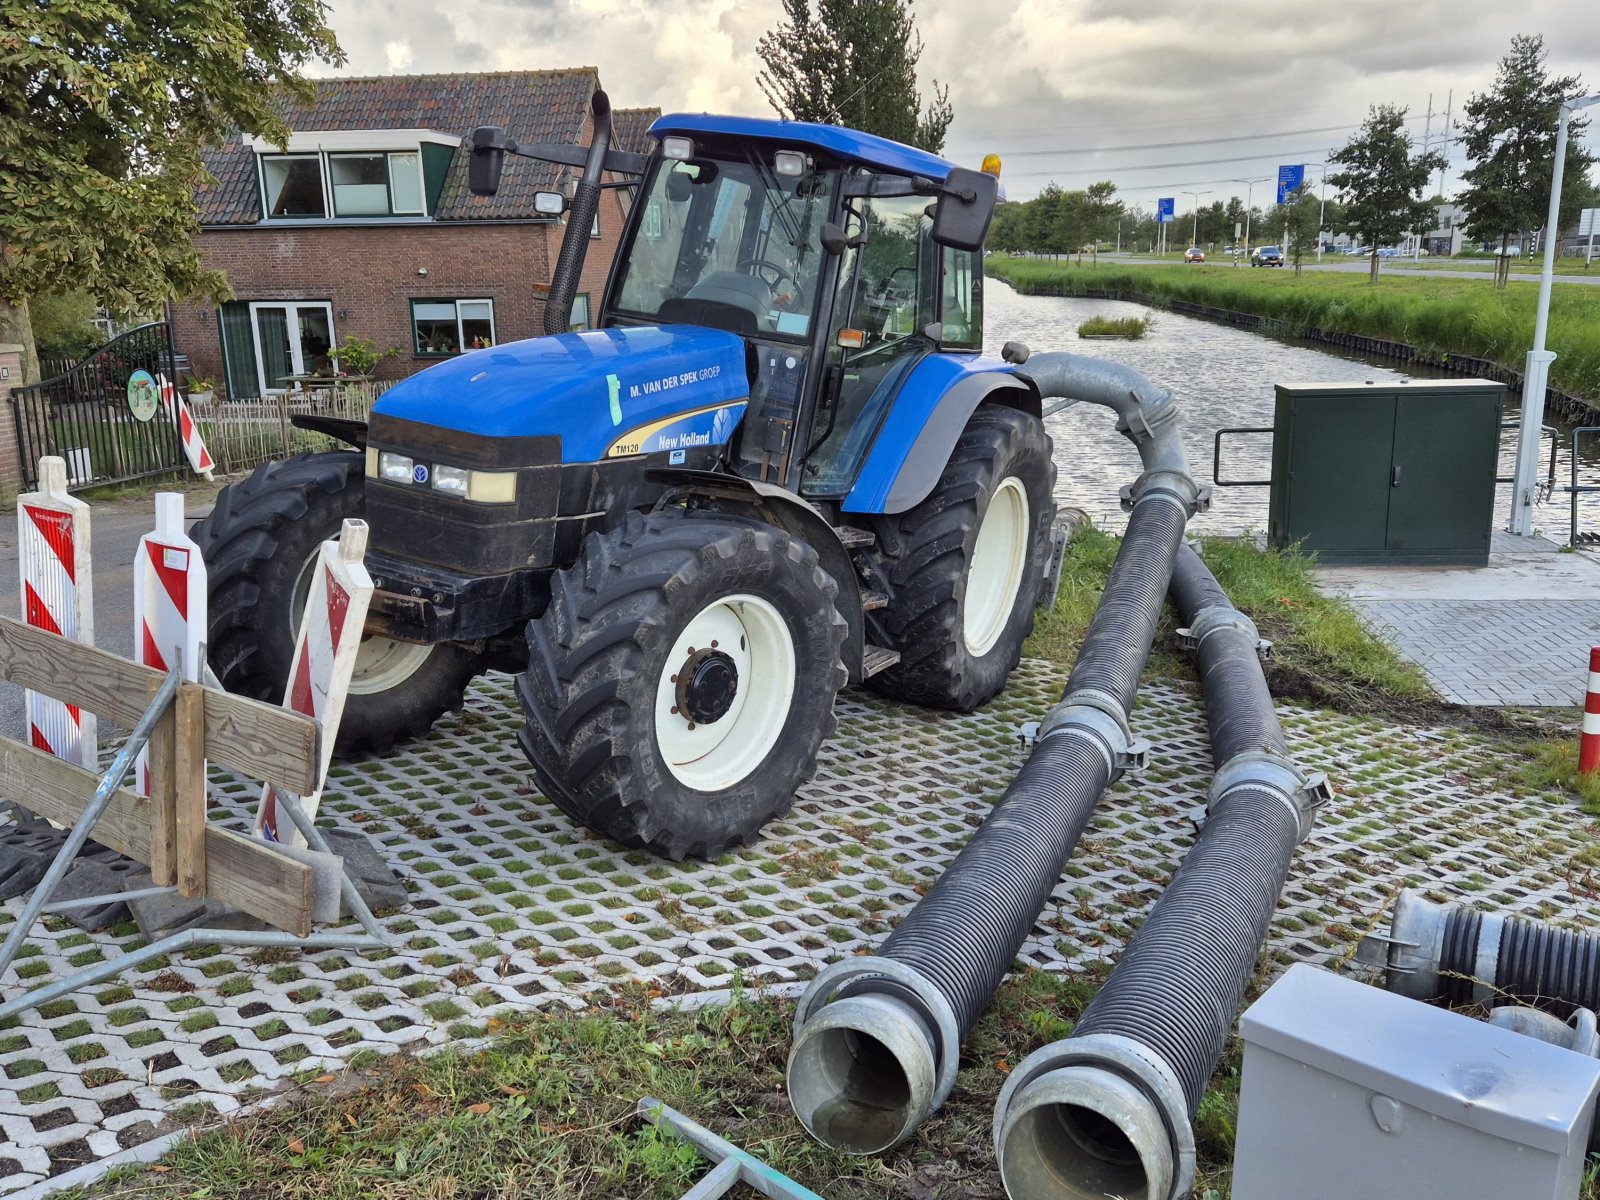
<box><xmin>518</xmin><ymin>510</ymin><xmax>847</xmax><ymax>861</ymax></box>
<box><xmin>862</xmin><ymin>405</ymin><xmax>1055</xmax><ymax>711</ymax></box>
<box><xmin>194</xmin><ymin>450</ymin><xmax>484</xmax><ymax>756</ymax></box>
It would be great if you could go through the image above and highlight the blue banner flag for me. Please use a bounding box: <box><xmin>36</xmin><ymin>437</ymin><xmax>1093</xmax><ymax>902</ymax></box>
<box><xmin>1276</xmin><ymin>164</ymin><xmax>1306</xmax><ymax>205</ymax></box>
<box><xmin>1157</xmin><ymin>197</ymin><xmax>1175</xmax><ymax>223</ymax></box>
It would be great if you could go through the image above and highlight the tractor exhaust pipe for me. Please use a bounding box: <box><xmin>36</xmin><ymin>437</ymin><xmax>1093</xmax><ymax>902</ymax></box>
<box><xmin>544</xmin><ymin>89</ymin><xmax>613</xmax><ymax>335</ymax></box>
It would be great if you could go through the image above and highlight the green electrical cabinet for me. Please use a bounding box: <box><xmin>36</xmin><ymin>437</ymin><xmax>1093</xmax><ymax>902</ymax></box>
<box><xmin>1266</xmin><ymin>379</ymin><xmax>1505</xmax><ymax>566</ymax></box>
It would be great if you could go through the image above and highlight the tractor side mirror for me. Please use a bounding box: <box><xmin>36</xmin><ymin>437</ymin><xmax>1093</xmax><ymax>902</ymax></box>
<box><xmin>931</xmin><ymin>167</ymin><xmax>999</xmax><ymax>252</ymax></box>
<box><xmin>468</xmin><ymin>126</ymin><xmax>510</xmax><ymax>197</ymax></box>
<box><xmin>819</xmin><ymin>222</ymin><xmax>866</xmax><ymax>255</ymax></box>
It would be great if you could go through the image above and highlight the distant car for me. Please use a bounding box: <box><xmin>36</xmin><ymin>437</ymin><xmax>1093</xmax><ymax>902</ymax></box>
<box><xmin>1223</xmin><ymin>245</ymin><xmax>1239</xmax><ymax>255</ymax></box>
<box><xmin>1251</xmin><ymin>245</ymin><xmax>1285</xmax><ymax>267</ymax></box>
<box><xmin>1184</xmin><ymin>246</ymin><xmax>1205</xmax><ymax>263</ymax></box>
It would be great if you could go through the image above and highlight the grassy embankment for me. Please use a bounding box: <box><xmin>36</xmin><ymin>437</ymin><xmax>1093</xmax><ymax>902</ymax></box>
<box><xmin>987</xmin><ymin>256</ymin><xmax>1600</xmax><ymax>404</ymax></box>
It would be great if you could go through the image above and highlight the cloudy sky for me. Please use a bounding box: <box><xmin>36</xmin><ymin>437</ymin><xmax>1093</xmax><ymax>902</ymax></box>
<box><xmin>320</xmin><ymin>0</ymin><xmax>1599</xmax><ymax>208</ymax></box>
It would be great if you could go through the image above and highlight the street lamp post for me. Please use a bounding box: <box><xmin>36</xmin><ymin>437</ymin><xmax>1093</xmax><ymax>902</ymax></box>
<box><xmin>1509</xmin><ymin>93</ymin><xmax>1600</xmax><ymax>537</ymax></box>
<box><xmin>1182</xmin><ymin>190</ymin><xmax>1212</xmax><ymax>248</ymax></box>
<box><xmin>1231</xmin><ymin>176</ymin><xmax>1271</xmax><ymax>262</ymax></box>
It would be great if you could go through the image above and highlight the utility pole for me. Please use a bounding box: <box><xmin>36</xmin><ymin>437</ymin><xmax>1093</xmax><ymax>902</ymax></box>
<box><xmin>1510</xmin><ymin>93</ymin><xmax>1600</xmax><ymax>536</ymax></box>
<box><xmin>1438</xmin><ymin>89</ymin><xmax>1453</xmax><ymax>197</ymax></box>
<box><xmin>1231</xmin><ymin>177</ymin><xmax>1271</xmax><ymax>259</ymax></box>
<box><xmin>1182</xmin><ymin>190</ymin><xmax>1212</xmax><ymax>247</ymax></box>
<box><xmin>1316</xmin><ymin>166</ymin><xmax>1329</xmax><ymax>262</ymax></box>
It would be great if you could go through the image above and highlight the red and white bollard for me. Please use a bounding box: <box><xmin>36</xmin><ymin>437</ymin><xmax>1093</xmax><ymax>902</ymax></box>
<box><xmin>1582</xmin><ymin>647</ymin><xmax>1600</xmax><ymax>776</ymax></box>
<box><xmin>160</xmin><ymin>373</ymin><xmax>215</xmax><ymax>480</ymax></box>
<box><xmin>17</xmin><ymin>456</ymin><xmax>96</xmax><ymax>768</ymax></box>
<box><xmin>255</xmin><ymin>519</ymin><xmax>374</xmax><ymax>848</ymax></box>
<box><xmin>133</xmin><ymin>493</ymin><xmax>207</xmax><ymax>793</ymax></box>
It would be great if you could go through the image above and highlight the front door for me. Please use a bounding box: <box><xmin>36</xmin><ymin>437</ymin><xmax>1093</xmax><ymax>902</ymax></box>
<box><xmin>249</xmin><ymin>302</ymin><xmax>335</xmax><ymax>394</ymax></box>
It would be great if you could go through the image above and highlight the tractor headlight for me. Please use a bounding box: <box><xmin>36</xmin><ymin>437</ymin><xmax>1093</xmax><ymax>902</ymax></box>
<box><xmin>464</xmin><ymin>470</ymin><xmax>517</xmax><ymax>504</ymax></box>
<box><xmin>432</xmin><ymin>464</ymin><xmax>470</xmax><ymax>496</ymax></box>
<box><xmin>378</xmin><ymin>451</ymin><xmax>414</xmax><ymax>482</ymax></box>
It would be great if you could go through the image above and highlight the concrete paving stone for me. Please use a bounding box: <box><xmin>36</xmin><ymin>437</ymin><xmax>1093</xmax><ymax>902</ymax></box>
<box><xmin>5</xmin><ymin>665</ymin><xmax>1600</xmax><ymax>1193</ymax></box>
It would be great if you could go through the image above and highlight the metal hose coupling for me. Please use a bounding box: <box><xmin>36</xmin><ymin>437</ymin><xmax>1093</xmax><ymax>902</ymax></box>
<box><xmin>1038</xmin><ymin>689</ymin><xmax>1150</xmax><ymax>778</ymax></box>
<box><xmin>993</xmin><ymin>1032</ymin><xmax>1196</xmax><ymax>1200</ymax></box>
<box><xmin>787</xmin><ymin>957</ymin><xmax>961</xmax><ymax>1154</ymax></box>
<box><xmin>1206</xmin><ymin>750</ymin><xmax>1330</xmax><ymax>843</ymax></box>
<box><xmin>1177</xmin><ymin>604</ymin><xmax>1274</xmax><ymax>661</ymax></box>
<box><xmin>1119</xmin><ymin>467</ymin><xmax>1208</xmax><ymax>519</ymax></box>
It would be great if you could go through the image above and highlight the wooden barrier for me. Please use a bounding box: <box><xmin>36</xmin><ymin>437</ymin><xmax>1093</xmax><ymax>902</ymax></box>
<box><xmin>0</xmin><ymin>614</ymin><xmax>322</xmax><ymax>936</ymax></box>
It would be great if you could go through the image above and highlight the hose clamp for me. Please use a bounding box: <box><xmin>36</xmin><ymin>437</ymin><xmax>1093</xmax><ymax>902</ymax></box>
<box><xmin>1207</xmin><ymin>750</ymin><xmax>1332</xmax><ymax>842</ymax></box>
<box><xmin>995</xmin><ymin>1032</ymin><xmax>1196</xmax><ymax>1200</ymax></box>
<box><xmin>1042</xmin><ymin>692</ymin><xmax>1148</xmax><ymax>777</ymax></box>
<box><xmin>1177</xmin><ymin>605</ymin><xmax>1272</xmax><ymax>661</ymax></box>
<box><xmin>1120</xmin><ymin>469</ymin><xmax>1208</xmax><ymax>515</ymax></box>
<box><xmin>794</xmin><ymin>956</ymin><xmax>963</xmax><ymax>1113</ymax></box>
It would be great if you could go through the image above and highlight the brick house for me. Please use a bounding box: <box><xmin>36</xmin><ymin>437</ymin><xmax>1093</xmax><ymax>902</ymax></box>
<box><xmin>172</xmin><ymin>70</ymin><xmax>659</xmax><ymax>399</ymax></box>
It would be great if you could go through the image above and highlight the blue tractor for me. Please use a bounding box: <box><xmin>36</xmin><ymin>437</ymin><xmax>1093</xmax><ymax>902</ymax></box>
<box><xmin>195</xmin><ymin>93</ymin><xmax>1057</xmax><ymax>860</ymax></box>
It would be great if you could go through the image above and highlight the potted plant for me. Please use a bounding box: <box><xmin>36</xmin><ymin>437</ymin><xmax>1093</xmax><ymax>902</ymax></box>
<box><xmin>328</xmin><ymin>337</ymin><xmax>398</xmax><ymax>380</ymax></box>
<box><xmin>187</xmin><ymin>375</ymin><xmax>216</xmax><ymax>405</ymax></box>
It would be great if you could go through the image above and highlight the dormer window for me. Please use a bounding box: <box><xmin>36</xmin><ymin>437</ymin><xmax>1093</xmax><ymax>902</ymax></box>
<box><xmin>329</xmin><ymin>152</ymin><xmax>424</xmax><ymax>215</ymax></box>
<box><xmin>263</xmin><ymin>156</ymin><xmax>326</xmax><ymax>217</ymax></box>
<box><xmin>250</xmin><ymin>133</ymin><xmax>450</xmax><ymax>221</ymax></box>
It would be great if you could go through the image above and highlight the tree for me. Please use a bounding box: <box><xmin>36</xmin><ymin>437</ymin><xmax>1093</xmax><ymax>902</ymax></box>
<box><xmin>1327</xmin><ymin>105</ymin><xmax>1446</xmax><ymax>282</ymax></box>
<box><xmin>0</xmin><ymin>0</ymin><xmax>343</xmax><ymax>381</ymax></box>
<box><xmin>1456</xmin><ymin>35</ymin><xmax>1595</xmax><ymax>285</ymax></box>
<box><xmin>757</xmin><ymin>0</ymin><xmax>953</xmax><ymax>152</ymax></box>
<box><xmin>1281</xmin><ymin>188</ymin><xmax>1324</xmax><ymax>276</ymax></box>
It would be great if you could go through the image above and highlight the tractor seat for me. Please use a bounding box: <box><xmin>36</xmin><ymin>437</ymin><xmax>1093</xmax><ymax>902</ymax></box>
<box><xmin>684</xmin><ymin>272</ymin><xmax>773</xmax><ymax>325</ymax></box>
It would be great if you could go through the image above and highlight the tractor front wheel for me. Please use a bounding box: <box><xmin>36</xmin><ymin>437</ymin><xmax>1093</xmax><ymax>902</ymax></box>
<box><xmin>518</xmin><ymin>510</ymin><xmax>847</xmax><ymax>861</ymax></box>
<box><xmin>195</xmin><ymin>451</ymin><xmax>484</xmax><ymax>756</ymax></box>
<box><xmin>863</xmin><ymin>405</ymin><xmax>1056</xmax><ymax>711</ymax></box>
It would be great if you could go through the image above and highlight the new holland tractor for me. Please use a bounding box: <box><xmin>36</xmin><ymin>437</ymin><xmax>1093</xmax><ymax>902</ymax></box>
<box><xmin>194</xmin><ymin>92</ymin><xmax>1058</xmax><ymax>860</ymax></box>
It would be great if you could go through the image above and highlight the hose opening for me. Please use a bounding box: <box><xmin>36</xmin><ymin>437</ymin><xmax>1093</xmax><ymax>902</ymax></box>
<box><xmin>997</xmin><ymin>1065</ymin><xmax>1172</xmax><ymax>1200</ymax></box>
<box><xmin>787</xmin><ymin>993</ymin><xmax>937</xmax><ymax>1154</ymax></box>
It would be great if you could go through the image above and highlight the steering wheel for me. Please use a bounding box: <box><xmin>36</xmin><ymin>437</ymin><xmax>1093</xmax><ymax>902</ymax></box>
<box><xmin>736</xmin><ymin>257</ymin><xmax>797</xmax><ymax>292</ymax></box>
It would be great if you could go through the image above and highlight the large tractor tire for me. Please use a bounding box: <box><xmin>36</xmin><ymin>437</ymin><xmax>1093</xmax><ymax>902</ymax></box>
<box><xmin>194</xmin><ymin>451</ymin><xmax>484</xmax><ymax>756</ymax></box>
<box><xmin>518</xmin><ymin>510</ymin><xmax>847</xmax><ymax>861</ymax></box>
<box><xmin>862</xmin><ymin>405</ymin><xmax>1056</xmax><ymax>711</ymax></box>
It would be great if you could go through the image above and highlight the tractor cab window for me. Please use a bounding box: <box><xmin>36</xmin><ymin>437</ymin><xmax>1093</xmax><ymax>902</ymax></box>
<box><xmin>612</xmin><ymin>148</ymin><xmax>835</xmax><ymax>340</ymax></box>
<box><xmin>940</xmin><ymin>247</ymin><xmax>983</xmax><ymax>349</ymax></box>
<box><xmin>801</xmin><ymin>190</ymin><xmax>938</xmax><ymax>497</ymax></box>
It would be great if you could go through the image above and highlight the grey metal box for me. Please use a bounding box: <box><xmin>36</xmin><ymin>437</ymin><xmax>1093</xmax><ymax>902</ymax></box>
<box><xmin>1267</xmin><ymin>379</ymin><xmax>1505</xmax><ymax>566</ymax></box>
<box><xmin>1233</xmin><ymin>964</ymin><xmax>1600</xmax><ymax>1200</ymax></box>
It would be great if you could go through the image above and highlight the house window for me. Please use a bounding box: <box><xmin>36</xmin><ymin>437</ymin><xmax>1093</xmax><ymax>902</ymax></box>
<box><xmin>261</xmin><ymin>156</ymin><xmax>325</xmax><ymax>217</ymax></box>
<box><xmin>220</xmin><ymin>301</ymin><xmax>336</xmax><ymax>396</ymax></box>
<box><xmin>412</xmin><ymin>299</ymin><xmax>496</xmax><ymax>356</ymax></box>
<box><xmin>570</xmin><ymin>294</ymin><xmax>590</xmax><ymax>331</ymax></box>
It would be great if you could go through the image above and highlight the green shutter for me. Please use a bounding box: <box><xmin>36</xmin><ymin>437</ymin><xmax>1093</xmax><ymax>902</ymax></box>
<box><xmin>219</xmin><ymin>303</ymin><xmax>259</xmax><ymax>400</ymax></box>
<box><xmin>421</xmin><ymin>143</ymin><xmax>455</xmax><ymax>215</ymax></box>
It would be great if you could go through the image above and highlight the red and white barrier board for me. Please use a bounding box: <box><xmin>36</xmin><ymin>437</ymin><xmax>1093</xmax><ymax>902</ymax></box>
<box><xmin>133</xmin><ymin>493</ymin><xmax>207</xmax><ymax>793</ymax></box>
<box><xmin>17</xmin><ymin>456</ymin><xmax>96</xmax><ymax>768</ymax></box>
<box><xmin>1582</xmin><ymin>647</ymin><xmax>1600</xmax><ymax>776</ymax></box>
<box><xmin>160</xmin><ymin>373</ymin><xmax>215</xmax><ymax>481</ymax></box>
<box><xmin>255</xmin><ymin>520</ymin><xmax>374</xmax><ymax>848</ymax></box>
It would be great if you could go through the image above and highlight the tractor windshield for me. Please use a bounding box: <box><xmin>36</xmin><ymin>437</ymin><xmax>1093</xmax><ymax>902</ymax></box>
<box><xmin>612</xmin><ymin>148</ymin><xmax>836</xmax><ymax>341</ymax></box>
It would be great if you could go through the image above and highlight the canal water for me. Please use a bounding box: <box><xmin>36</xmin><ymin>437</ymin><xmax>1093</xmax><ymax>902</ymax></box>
<box><xmin>983</xmin><ymin>280</ymin><xmax>1600</xmax><ymax>541</ymax></box>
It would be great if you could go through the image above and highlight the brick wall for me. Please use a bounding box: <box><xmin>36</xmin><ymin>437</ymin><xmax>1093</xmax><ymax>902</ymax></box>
<box><xmin>172</xmin><ymin>157</ymin><xmax>631</xmax><ymax>399</ymax></box>
<box><xmin>0</xmin><ymin>344</ymin><xmax>23</xmax><ymax>498</ymax></box>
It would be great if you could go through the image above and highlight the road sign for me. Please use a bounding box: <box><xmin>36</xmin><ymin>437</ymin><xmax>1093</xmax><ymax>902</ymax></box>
<box><xmin>1276</xmin><ymin>164</ymin><xmax>1306</xmax><ymax>205</ymax></box>
<box><xmin>1157</xmin><ymin>197</ymin><xmax>1175</xmax><ymax>224</ymax></box>
<box><xmin>1580</xmin><ymin>208</ymin><xmax>1599</xmax><ymax>237</ymax></box>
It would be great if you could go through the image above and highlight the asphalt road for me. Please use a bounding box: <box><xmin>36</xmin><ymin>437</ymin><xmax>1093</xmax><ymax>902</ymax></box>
<box><xmin>1095</xmin><ymin>253</ymin><xmax>1600</xmax><ymax>285</ymax></box>
<box><xmin>1</xmin><ymin>482</ymin><xmax>221</xmax><ymax>741</ymax></box>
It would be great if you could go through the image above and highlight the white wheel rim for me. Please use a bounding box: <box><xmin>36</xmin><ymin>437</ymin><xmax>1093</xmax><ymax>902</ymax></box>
<box><xmin>293</xmin><ymin>544</ymin><xmax>432</xmax><ymax>696</ymax></box>
<box><xmin>964</xmin><ymin>476</ymin><xmax>1030</xmax><ymax>657</ymax></box>
<box><xmin>655</xmin><ymin>593</ymin><xmax>796</xmax><ymax>792</ymax></box>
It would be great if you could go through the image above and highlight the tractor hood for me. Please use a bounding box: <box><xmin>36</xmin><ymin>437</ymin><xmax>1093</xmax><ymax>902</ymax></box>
<box><xmin>372</xmin><ymin>325</ymin><xmax>750</xmax><ymax>463</ymax></box>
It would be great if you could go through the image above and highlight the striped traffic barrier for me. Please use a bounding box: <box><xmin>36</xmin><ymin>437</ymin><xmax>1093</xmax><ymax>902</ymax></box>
<box><xmin>17</xmin><ymin>456</ymin><xmax>97</xmax><ymax>768</ymax></box>
<box><xmin>255</xmin><ymin>519</ymin><xmax>374</xmax><ymax>848</ymax></box>
<box><xmin>160</xmin><ymin>373</ymin><xmax>215</xmax><ymax>480</ymax></box>
<box><xmin>133</xmin><ymin>493</ymin><xmax>207</xmax><ymax>794</ymax></box>
<box><xmin>1582</xmin><ymin>647</ymin><xmax>1600</xmax><ymax>776</ymax></box>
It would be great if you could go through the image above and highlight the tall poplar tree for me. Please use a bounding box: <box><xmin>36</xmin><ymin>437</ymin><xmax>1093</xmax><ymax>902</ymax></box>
<box><xmin>757</xmin><ymin>0</ymin><xmax>955</xmax><ymax>153</ymax></box>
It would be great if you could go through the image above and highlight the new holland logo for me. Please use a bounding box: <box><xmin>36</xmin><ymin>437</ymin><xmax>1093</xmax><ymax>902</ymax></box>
<box><xmin>412</xmin><ymin>464</ymin><xmax>430</xmax><ymax>485</ymax></box>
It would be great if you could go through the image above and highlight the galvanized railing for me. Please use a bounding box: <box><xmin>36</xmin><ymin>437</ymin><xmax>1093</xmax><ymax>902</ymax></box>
<box><xmin>9</xmin><ymin>322</ymin><xmax>189</xmax><ymax>491</ymax></box>
<box><xmin>1570</xmin><ymin>426</ymin><xmax>1600</xmax><ymax>548</ymax></box>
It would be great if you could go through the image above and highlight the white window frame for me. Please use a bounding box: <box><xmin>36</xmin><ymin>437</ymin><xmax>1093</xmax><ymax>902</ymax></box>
<box><xmin>258</xmin><ymin>154</ymin><xmax>328</xmax><ymax>219</ymax></box>
<box><xmin>247</xmin><ymin>301</ymin><xmax>336</xmax><ymax>395</ymax></box>
<box><xmin>412</xmin><ymin>298</ymin><xmax>497</xmax><ymax>357</ymax></box>
<box><xmin>260</xmin><ymin>150</ymin><xmax>428</xmax><ymax>219</ymax></box>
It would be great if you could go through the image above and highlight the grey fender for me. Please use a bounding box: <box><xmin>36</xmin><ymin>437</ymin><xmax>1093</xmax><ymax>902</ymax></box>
<box><xmin>645</xmin><ymin>468</ymin><xmax>869</xmax><ymax>682</ymax></box>
<box><xmin>882</xmin><ymin>375</ymin><xmax>1039</xmax><ymax>514</ymax></box>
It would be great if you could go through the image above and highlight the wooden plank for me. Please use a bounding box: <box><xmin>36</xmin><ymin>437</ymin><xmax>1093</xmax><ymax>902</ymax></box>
<box><xmin>0</xmin><ymin>616</ymin><xmax>320</xmax><ymax>793</ymax></box>
<box><xmin>0</xmin><ymin>737</ymin><xmax>315</xmax><ymax>935</ymax></box>
<box><xmin>146</xmin><ymin>710</ymin><xmax>177</xmax><ymax>887</ymax></box>
<box><xmin>0</xmin><ymin>740</ymin><xmax>152</xmax><ymax>861</ymax></box>
<box><xmin>203</xmin><ymin>826</ymin><xmax>314</xmax><ymax>937</ymax></box>
<box><xmin>174</xmin><ymin>684</ymin><xmax>207</xmax><ymax>899</ymax></box>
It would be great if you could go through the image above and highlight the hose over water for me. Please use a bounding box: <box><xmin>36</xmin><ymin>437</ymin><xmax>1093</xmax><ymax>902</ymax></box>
<box><xmin>787</xmin><ymin>355</ymin><xmax>1201</xmax><ymax>1156</ymax></box>
<box><xmin>993</xmin><ymin>545</ymin><xmax>1325</xmax><ymax>1200</ymax></box>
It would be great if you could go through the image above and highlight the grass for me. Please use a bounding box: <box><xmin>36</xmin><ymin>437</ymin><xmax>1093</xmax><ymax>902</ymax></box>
<box><xmin>1026</xmin><ymin>524</ymin><xmax>1434</xmax><ymax>714</ymax></box>
<box><xmin>1511</xmin><ymin>736</ymin><xmax>1600</xmax><ymax>813</ymax></box>
<box><xmin>66</xmin><ymin>969</ymin><xmax>1255</xmax><ymax>1200</ymax></box>
<box><xmin>986</xmin><ymin>256</ymin><xmax>1600</xmax><ymax>404</ymax></box>
<box><xmin>1076</xmin><ymin>313</ymin><xmax>1151</xmax><ymax>338</ymax></box>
